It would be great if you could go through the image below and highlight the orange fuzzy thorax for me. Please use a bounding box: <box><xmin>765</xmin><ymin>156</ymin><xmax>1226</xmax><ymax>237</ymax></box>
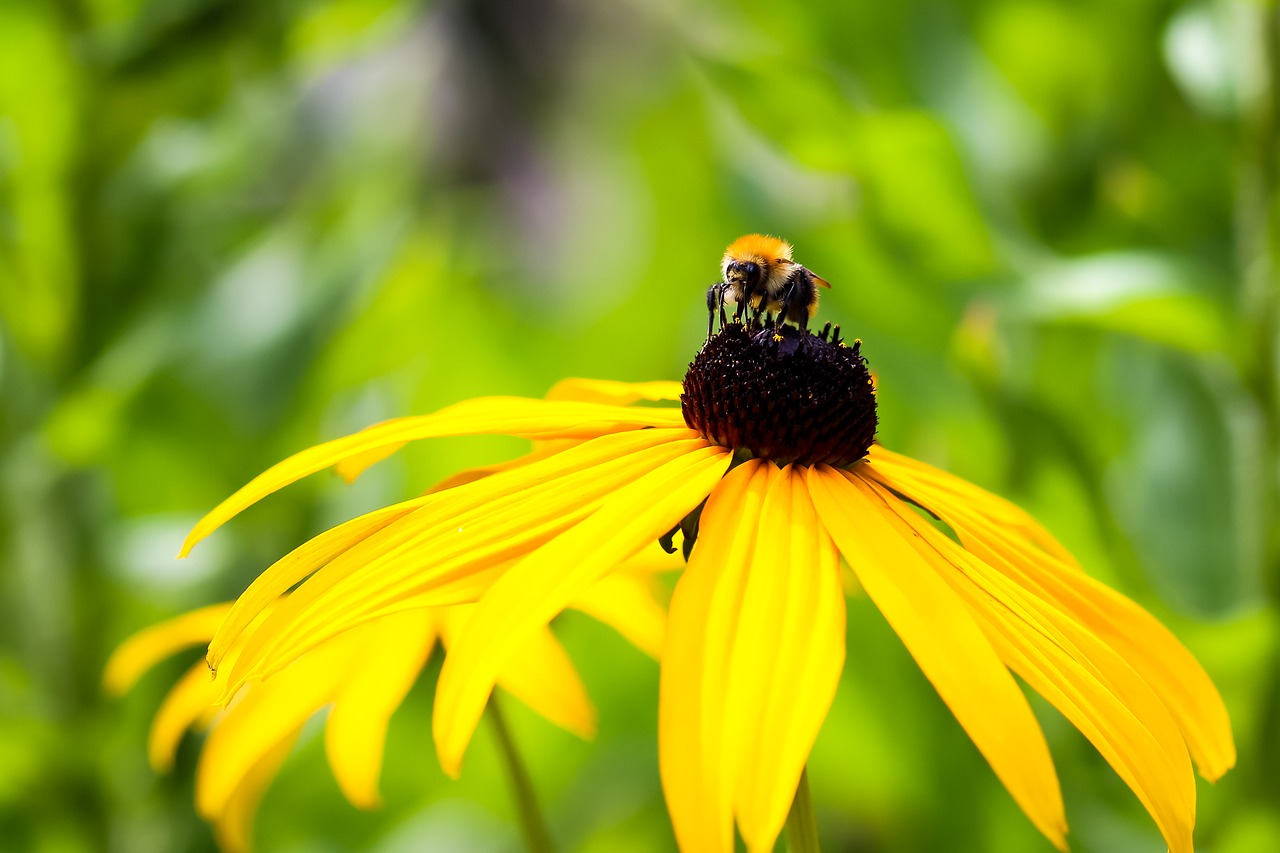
<box><xmin>721</xmin><ymin>234</ymin><xmax>794</xmax><ymax>271</ymax></box>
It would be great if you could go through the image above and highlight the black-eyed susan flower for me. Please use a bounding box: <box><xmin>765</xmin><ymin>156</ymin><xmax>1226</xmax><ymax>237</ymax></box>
<box><xmin>105</xmin><ymin>551</ymin><xmax>677</xmax><ymax>852</ymax></box>
<box><xmin>178</xmin><ymin>321</ymin><xmax>1234</xmax><ymax>853</ymax></box>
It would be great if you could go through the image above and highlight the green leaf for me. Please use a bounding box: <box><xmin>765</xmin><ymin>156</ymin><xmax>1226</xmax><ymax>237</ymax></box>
<box><xmin>1016</xmin><ymin>252</ymin><xmax>1231</xmax><ymax>353</ymax></box>
<box><xmin>1106</xmin><ymin>352</ymin><xmax>1264</xmax><ymax>616</ymax></box>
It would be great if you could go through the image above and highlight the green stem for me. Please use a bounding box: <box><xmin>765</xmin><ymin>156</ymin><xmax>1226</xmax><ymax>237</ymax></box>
<box><xmin>488</xmin><ymin>694</ymin><xmax>555</xmax><ymax>853</ymax></box>
<box><xmin>785</xmin><ymin>766</ymin><xmax>821</xmax><ymax>853</ymax></box>
<box><xmin>1242</xmin><ymin>0</ymin><xmax>1280</xmax><ymax>805</ymax></box>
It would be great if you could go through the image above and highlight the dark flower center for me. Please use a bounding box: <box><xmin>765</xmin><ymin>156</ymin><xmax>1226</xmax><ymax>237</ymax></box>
<box><xmin>681</xmin><ymin>322</ymin><xmax>878</xmax><ymax>467</ymax></box>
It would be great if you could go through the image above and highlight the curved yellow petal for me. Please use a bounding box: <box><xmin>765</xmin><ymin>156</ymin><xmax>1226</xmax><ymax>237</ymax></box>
<box><xmin>614</xmin><ymin>546</ymin><xmax>688</xmax><ymax>575</ymax></box>
<box><xmin>545</xmin><ymin>378</ymin><xmax>685</xmax><ymax>405</ymax></box>
<box><xmin>333</xmin><ymin>443</ymin><xmax>408</xmax><ymax>484</ymax></box>
<box><xmin>433</xmin><ymin>442</ymin><xmax>732</xmax><ymax>777</ymax></box>
<box><xmin>215</xmin><ymin>431</ymin><xmax>701</xmax><ymax>699</ymax></box>
<box><xmin>440</xmin><ymin>608</ymin><xmax>596</xmax><ymax>739</ymax></box>
<box><xmin>197</xmin><ymin>633</ymin><xmax>362</xmax><ymax>818</ymax></box>
<box><xmin>331</xmin><ymin>381</ymin><xmax>685</xmax><ymax>483</ymax></box>
<box><xmin>335</xmin><ymin>430</ymin><xmax>573</xmax><ymax>487</ymax></box>
<box><xmin>325</xmin><ymin>611</ymin><xmax>439</xmax><ymax>809</ymax></box>
<box><xmin>990</xmin><ymin>634</ymin><xmax>1194</xmax><ymax>853</ymax></box>
<box><xmin>104</xmin><ymin>603</ymin><xmax>231</xmax><ymax>695</ymax></box>
<box><xmin>210</xmin><ymin>733</ymin><xmax>297</xmax><ymax>853</ymax></box>
<box><xmin>495</xmin><ymin>625</ymin><xmax>596</xmax><ymax>738</ymax></box>
<box><xmin>727</xmin><ymin>465</ymin><xmax>846</xmax><ymax>853</ymax></box>
<box><xmin>569</xmin><ymin>562</ymin><xmax>669</xmax><ymax>658</ymax></box>
<box><xmin>869</xmin><ymin>481</ymin><xmax>1196</xmax><ymax>853</ymax></box>
<box><xmin>808</xmin><ymin>466</ymin><xmax>1068</xmax><ymax>850</ymax></box>
<box><xmin>418</xmin><ymin>444</ymin><xmax>569</xmax><ymax>494</ymax></box>
<box><xmin>181</xmin><ymin>397</ymin><xmax>688</xmax><ymax>557</ymax></box>
<box><xmin>148</xmin><ymin>661</ymin><xmax>220</xmax><ymax>773</ymax></box>
<box><xmin>866</xmin><ymin>445</ymin><xmax>1080</xmax><ymax>569</ymax></box>
<box><xmin>206</xmin><ymin>503</ymin><xmax>420</xmax><ymax>674</ymax></box>
<box><xmin>209</xmin><ymin>428</ymin><xmax>691</xmax><ymax>675</ymax></box>
<box><xmin>659</xmin><ymin>460</ymin><xmax>766</xmax><ymax>853</ymax></box>
<box><xmin>865</xmin><ymin>462</ymin><xmax>1235</xmax><ymax>782</ymax></box>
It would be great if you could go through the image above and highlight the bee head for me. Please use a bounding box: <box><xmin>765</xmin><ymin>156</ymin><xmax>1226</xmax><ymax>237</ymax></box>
<box><xmin>724</xmin><ymin>258</ymin><xmax>763</xmax><ymax>289</ymax></box>
<box><xmin>721</xmin><ymin>234</ymin><xmax>794</xmax><ymax>293</ymax></box>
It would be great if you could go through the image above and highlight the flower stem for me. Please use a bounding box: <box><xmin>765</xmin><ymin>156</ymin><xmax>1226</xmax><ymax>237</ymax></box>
<box><xmin>488</xmin><ymin>694</ymin><xmax>555</xmax><ymax>853</ymax></box>
<box><xmin>785</xmin><ymin>766</ymin><xmax>821</xmax><ymax>853</ymax></box>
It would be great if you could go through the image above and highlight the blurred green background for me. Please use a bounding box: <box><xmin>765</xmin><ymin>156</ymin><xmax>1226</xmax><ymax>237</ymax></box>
<box><xmin>2</xmin><ymin>0</ymin><xmax>1278</xmax><ymax>850</ymax></box>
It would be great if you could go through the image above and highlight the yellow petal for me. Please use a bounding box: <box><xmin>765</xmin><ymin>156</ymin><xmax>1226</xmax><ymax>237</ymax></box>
<box><xmin>417</xmin><ymin>444</ymin><xmax>569</xmax><ymax>494</ymax></box>
<box><xmin>545</xmin><ymin>378</ymin><xmax>685</xmax><ymax>405</ymax></box>
<box><xmin>569</xmin><ymin>563</ymin><xmax>669</xmax><ymax>658</ymax></box>
<box><xmin>871</xmin><ymin>482</ymin><xmax>1197</xmax><ymax>853</ymax></box>
<box><xmin>808</xmin><ymin>466</ymin><xmax>1068</xmax><ymax>850</ymax></box>
<box><xmin>181</xmin><ymin>397</ymin><xmax>688</xmax><ymax>556</ymax></box>
<box><xmin>440</xmin><ymin>608</ymin><xmax>596</xmax><ymax>738</ymax></box>
<box><xmin>433</xmin><ymin>442</ymin><xmax>732</xmax><ymax>777</ymax></box>
<box><xmin>613</xmin><ymin>546</ymin><xmax>688</xmax><ymax>575</ymax></box>
<box><xmin>148</xmin><ymin>661</ymin><xmax>220</xmax><ymax>773</ymax></box>
<box><xmin>333</xmin><ymin>443</ymin><xmax>407</xmax><ymax>484</ymax></box>
<box><xmin>865</xmin><ymin>462</ymin><xmax>1236</xmax><ymax>782</ymax></box>
<box><xmin>495</xmin><ymin>626</ymin><xmax>596</xmax><ymax>738</ymax></box>
<box><xmin>209</xmin><ymin>428</ymin><xmax>691</xmax><ymax>676</ymax></box>
<box><xmin>206</xmin><ymin>504</ymin><xmax>419</xmax><ymax>674</ymax></box>
<box><xmin>104</xmin><ymin>603</ymin><xmax>231</xmax><ymax>695</ymax></box>
<box><xmin>210</xmin><ymin>733</ymin><xmax>297</xmax><ymax>853</ymax></box>
<box><xmin>325</xmin><ymin>611</ymin><xmax>439</xmax><ymax>809</ymax></box>
<box><xmin>334</xmin><ymin>381</ymin><xmax>686</xmax><ymax>483</ymax></box>
<box><xmin>659</xmin><ymin>460</ymin><xmax>766</xmax><ymax>853</ymax></box>
<box><xmin>216</xmin><ymin>431</ymin><xmax>701</xmax><ymax>699</ymax></box>
<box><xmin>335</xmin><ymin>429</ymin><xmax>570</xmax><ymax>486</ymax></box>
<box><xmin>726</xmin><ymin>465</ymin><xmax>846</xmax><ymax>853</ymax></box>
<box><xmin>197</xmin><ymin>632</ymin><xmax>363</xmax><ymax>818</ymax></box>
<box><xmin>866</xmin><ymin>445</ymin><xmax>1080</xmax><ymax>569</ymax></box>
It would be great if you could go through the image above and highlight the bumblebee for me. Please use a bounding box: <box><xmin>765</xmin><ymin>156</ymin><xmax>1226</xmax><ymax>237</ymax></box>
<box><xmin>707</xmin><ymin>234</ymin><xmax>831</xmax><ymax>336</ymax></box>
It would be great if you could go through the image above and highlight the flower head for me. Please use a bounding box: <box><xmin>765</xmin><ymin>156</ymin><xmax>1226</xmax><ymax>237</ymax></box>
<box><xmin>175</xmin><ymin>320</ymin><xmax>1233</xmax><ymax>853</ymax></box>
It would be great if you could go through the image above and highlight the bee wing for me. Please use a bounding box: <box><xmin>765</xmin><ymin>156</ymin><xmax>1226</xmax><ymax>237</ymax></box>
<box><xmin>805</xmin><ymin>267</ymin><xmax>832</xmax><ymax>289</ymax></box>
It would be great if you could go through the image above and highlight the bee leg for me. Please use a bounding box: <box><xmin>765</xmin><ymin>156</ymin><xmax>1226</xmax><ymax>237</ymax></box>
<box><xmin>779</xmin><ymin>268</ymin><xmax>818</xmax><ymax>333</ymax></box>
<box><xmin>706</xmin><ymin>284</ymin><xmax>722</xmax><ymax>339</ymax></box>
<box><xmin>773</xmin><ymin>292</ymin><xmax>792</xmax><ymax>331</ymax></box>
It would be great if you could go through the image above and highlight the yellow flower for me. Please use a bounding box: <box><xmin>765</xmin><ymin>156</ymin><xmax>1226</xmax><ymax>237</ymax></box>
<box><xmin>105</xmin><ymin>551</ymin><xmax>677</xmax><ymax>852</ymax></box>
<box><xmin>180</xmin><ymin>325</ymin><xmax>1234</xmax><ymax>853</ymax></box>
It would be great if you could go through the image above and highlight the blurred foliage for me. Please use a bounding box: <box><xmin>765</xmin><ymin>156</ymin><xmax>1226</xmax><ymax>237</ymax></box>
<box><xmin>1</xmin><ymin>0</ymin><xmax>1279</xmax><ymax>851</ymax></box>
